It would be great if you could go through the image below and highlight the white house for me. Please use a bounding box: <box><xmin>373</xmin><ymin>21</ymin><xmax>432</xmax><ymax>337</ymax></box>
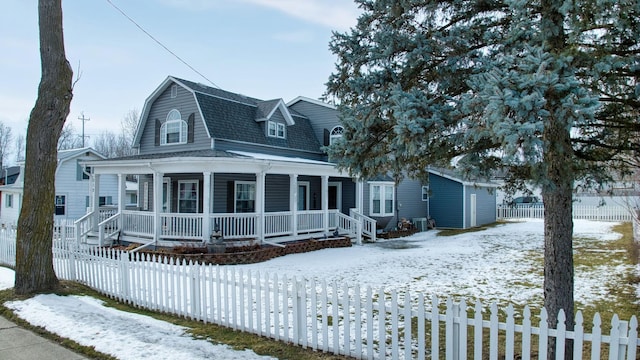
<box><xmin>0</xmin><ymin>148</ymin><xmax>119</xmax><ymax>227</ymax></box>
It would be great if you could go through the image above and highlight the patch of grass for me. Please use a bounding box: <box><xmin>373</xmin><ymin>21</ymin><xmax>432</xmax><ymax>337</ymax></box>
<box><xmin>436</xmin><ymin>222</ymin><xmax>504</xmax><ymax>237</ymax></box>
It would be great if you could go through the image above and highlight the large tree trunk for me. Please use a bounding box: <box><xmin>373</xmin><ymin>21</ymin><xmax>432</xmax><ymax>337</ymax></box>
<box><xmin>14</xmin><ymin>0</ymin><xmax>73</xmax><ymax>295</ymax></box>
<box><xmin>542</xmin><ymin>123</ymin><xmax>575</xmax><ymax>359</ymax></box>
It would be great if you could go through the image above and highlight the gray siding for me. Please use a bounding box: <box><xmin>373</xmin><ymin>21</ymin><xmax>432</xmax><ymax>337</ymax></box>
<box><xmin>464</xmin><ymin>185</ymin><xmax>497</xmax><ymax>228</ymax></box>
<box><xmin>396</xmin><ymin>178</ymin><xmax>428</xmax><ymax>224</ymax></box>
<box><xmin>139</xmin><ymin>84</ymin><xmax>210</xmax><ymax>155</ymax></box>
<box><xmin>288</xmin><ymin>101</ymin><xmax>340</xmax><ymax>147</ymax></box>
<box><xmin>265</xmin><ymin>174</ymin><xmax>290</xmax><ymax>212</ymax></box>
<box><xmin>428</xmin><ymin>174</ymin><xmax>464</xmax><ymax>228</ymax></box>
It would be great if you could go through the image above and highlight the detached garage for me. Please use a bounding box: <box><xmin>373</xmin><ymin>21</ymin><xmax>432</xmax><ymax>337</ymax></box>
<box><xmin>427</xmin><ymin>168</ymin><xmax>498</xmax><ymax>229</ymax></box>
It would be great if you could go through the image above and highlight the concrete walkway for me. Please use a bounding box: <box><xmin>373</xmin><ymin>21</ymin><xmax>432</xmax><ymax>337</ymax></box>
<box><xmin>0</xmin><ymin>315</ymin><xmax>88</xmax><ymax>359</ymax></box>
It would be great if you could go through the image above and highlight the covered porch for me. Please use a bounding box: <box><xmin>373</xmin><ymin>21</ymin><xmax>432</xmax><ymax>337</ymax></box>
<box><xmin>76</xmin><ymin>150</ymin><xmax>376</xmax><ymax>247</ymax></box>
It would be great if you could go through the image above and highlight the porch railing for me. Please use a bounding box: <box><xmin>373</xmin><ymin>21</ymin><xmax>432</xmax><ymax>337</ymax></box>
<box><xmin>161</xmin><ymin>213</ymin><xmax>202</xmax><ymax>240</ymax></box>
<box><xmin>104</xmin><ymin>210</ymin><xmax>365</xmax><ymax>243</ymax></box>
<box><xmin>264</xmin><ymin>211</ymin><xmax>292</xmax><ymax>237</ymax></box>
<box><xmin>122</xmin><ymin>211</ymin><xmax>154</xmax><ymax>237</ymax></box>
<box><xmin>350</xmin><ymin>208</ymin><xmax>377</xmax><ymax>242</ymax></box>
<box><xmin>297</xmin><ymin>210</ymin><xmax>324</xmax><ymax>233</ymax></box>
<box><xmin>210</xmin><ymin>213</ymin><xmax>258</xmax><ymax>240</ymax></box>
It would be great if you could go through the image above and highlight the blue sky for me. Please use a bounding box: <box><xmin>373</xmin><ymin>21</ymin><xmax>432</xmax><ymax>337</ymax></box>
<box><xmin>0</xmin><ymin>0</ymin><xmax>360</xmax><ymax>140</ymax></box>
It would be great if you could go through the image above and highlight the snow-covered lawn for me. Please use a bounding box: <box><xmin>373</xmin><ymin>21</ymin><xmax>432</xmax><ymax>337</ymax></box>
<box><xmin>0</xmin><ymin>219</ymin><xmax>636</xmax><ymax>359</ymax></box>
<box><xmin>234</xmin><ymin>219</ymin><xmax>633</xmax><ymax>310</ymax></box>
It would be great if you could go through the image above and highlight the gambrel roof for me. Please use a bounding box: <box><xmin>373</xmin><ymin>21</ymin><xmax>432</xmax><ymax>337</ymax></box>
<box><xmin>133</xmin><ymin>76</ymin><xmax>320</xmax><ymax>153</ymax></box>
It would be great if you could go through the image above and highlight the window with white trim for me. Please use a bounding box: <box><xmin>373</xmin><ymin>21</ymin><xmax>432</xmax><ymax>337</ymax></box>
<box><xmin>421</xmin><ymin>186</ymin><xmax>429</xmax><ymax>201</ymax></box>
<box><xmin>178</xmin><ymin>180</ymin><xmax>198</xmax><ymax>213</ymax></box>
<box><xmin>369</xmin><ymin>183</ymin><xmax>394</xmax><ymax>217</ymax></box>
<box><xmin>5</xmin><ymin>194</ymin><xmax>13</xmax><ymax>208</ymax></box>
<box><xmin>235</xmin><ymin>181</ymin><xmax>256</xmax><ymax>213</ymax></box>
<box><xmin>329</xmin><ymin>126</ymin><xmax>344</xmax><ymax>145</ymax></box>
<box><xmin>267</xmin><ymin>121</ymin><xmax>286</xmax><ymax>139</ymax></box>
<box><xmin>161</xmin><ymin>109</ymin><xmax>187</xmax><ymax>145</ymax></box>
<box><xmin>55</xmin><ymin>195</ymin><xmax>66</xmax><ymax>216</ymax></box>
<box><xmin>171</xmin><ymin>84</ymin><xmax>178</xmax><ymax>98</ymax></box>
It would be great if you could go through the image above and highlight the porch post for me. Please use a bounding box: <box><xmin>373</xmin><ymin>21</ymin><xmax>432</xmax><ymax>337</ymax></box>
<box><xmin>290</xmin><ymin>174</ymin><xmax>298</xmax><ymax>237</ymax></box>
<box><xmin>153</xmin><ymin>171</ymin><xmax>164</xmax><ymax>244</ymax></box>
<box><xmin>355</xmin><ymin>178</ymin><xmax>364</xmax><ymax>212</ymax></box>
<box><xmin>202</xmin><ymin>171</ymin><xmax>211</xmax><ymax>242</ymax></box>
<box><xmin>322</xmin><ymin>175</ymin><xmax>329</xmax><ymax>233</ymax></box>
<box><xmin>118</xmin><ymin>174</ymin><xmax>126</xmax><ymax>228</ymax></box>
<box><xmin>256</xmin><ymin>171</ymin><xmax>266</xmax><ymax>243</ymax></box>
<box><xmin>91</xmin><ymin>174</ymin><xmax>101</xmax><ymax>232</ymax></box>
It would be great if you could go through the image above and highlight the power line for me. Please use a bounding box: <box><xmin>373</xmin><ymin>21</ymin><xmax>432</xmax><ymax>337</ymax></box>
<box><xmin>104</xmin><ymin>0</ymin><xmax>220</xmax><ymax>89</ymax></box>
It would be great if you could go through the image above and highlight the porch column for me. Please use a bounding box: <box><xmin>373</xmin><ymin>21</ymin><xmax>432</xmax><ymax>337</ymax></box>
<box><xmin>289</xmin><ymin>174</ymin><xmax>298</xmax><ymax>236</ymax></box>
<box><xmin>322</xmin><ymin>175</ymin><xmax>329</xmax><ymax>233</ymax></box>
<box><xmin>256</xmin><ymin>171</ymin><xmax>265</xmax><ymax>243</ymax></box>
<box><xmin>153</xmin><ymin>171</ymin><xmax>164</xmax><ymax>244</ymax></box>
<box><xmin>117</xmin><ymin>174</ymin><xmax>126</xmax><ymax>229</ymax></box>
<box><xmin>91</xmin><ymin>174</ymin><xmax>101</xmax><ymax>232</ymax></box>
<box><xmin>202</xmin><ymin>171</ymin><xmax>211</xmax><ymax>242</ymax></box>
<box><xmin>355</xmin><ymin>178</ymin><xmax>364</xmax><ymax>213</ymax></box>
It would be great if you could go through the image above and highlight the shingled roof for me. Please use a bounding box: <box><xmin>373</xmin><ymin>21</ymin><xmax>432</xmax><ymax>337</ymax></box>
<box><xmin>174</xmin><ymin>77</ymin><xmax>322</xmax><ymax>153</ymax></box>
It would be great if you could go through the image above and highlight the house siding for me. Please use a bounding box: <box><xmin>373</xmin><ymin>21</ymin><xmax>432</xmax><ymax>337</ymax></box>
<box><xmin>396</xmin><ymin>178</ymin><xmax>428</xmax><ymax>224</ymax></box>
<box><xmin>139</xmin><ymin>84</ymin><xmax>210</xmax><ymax>155</ymax></box>
<box><xmin>1</xmin><ymin>191</ymin><xmax>21</xmax><ymax>226</ymax></box>
<box><xmin>288</xmin><ymin>100</ymin><xmax>340</xmax><ymax>149</ymax></box>
<box><xmin>56</xmin><ymin>154</ymin><xmax>118</xmax><ymax>221</ymax></box>
<box><xmin>464</xmin><ymin>185</ymin><xmax>497</xmax><ymax>228</ymax></box>
<box><xmin>428</xmin><ymin>173</ymin><xmax>464</xmax><ymax>229</ymax></box>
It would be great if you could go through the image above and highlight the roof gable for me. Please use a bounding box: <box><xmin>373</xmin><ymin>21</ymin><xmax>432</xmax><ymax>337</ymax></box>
<box><xmin>256</xmin><ymin>99</ymin><xmax>295</xmax><ymax>125</ymax></box>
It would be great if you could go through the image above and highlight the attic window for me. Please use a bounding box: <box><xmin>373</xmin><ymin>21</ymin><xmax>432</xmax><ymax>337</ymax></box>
<box><xmin>329</xmin><ymin>126</ymin><xmax>344</xmax><ymax>145</ymax></box>
<box><xmin>161</xmin><ymin>109</ymin><xmax>187</xmax><ymax>145</ymax></box>
<box><xmin>171</xmin><ymin>84</ymin><xmax>177</xmax><ymax>98</ymax></box>
<box><xmin>268</xmin><ymin>121</ymin><xmax>285</xmax><ymax>139</ymax></box>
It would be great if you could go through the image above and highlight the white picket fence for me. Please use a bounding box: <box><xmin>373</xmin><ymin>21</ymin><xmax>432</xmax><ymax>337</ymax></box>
<box><xmin>0</xmin><ymin>230</ymin><xmax>638</xmax><ymax>359</ymax></box>
<box><xmin>497</xmin><ymin>205</ymin><xmax>634</xmax><ymax>222</ymax></box>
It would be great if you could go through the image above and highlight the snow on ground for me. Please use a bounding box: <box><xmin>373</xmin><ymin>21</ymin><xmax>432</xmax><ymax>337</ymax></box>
<box><xmin>235</xmin><ymin>219</ymin><xmax>631</xmax><ymax>308</ymax></box>
<box><xmin>0</xmin><ymin>269</ymin><xmax>274</xmax><ymax>359</ymax></box>
<box><xmin>0</xmin><ymin>219</ymin><xmax>635</xmax><ymax>359</ymax></box>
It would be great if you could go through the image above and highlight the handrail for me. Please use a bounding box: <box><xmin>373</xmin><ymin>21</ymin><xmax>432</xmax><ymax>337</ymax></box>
<box><xmin>74</xmin><ymin>210</ymin><xmax>95</xmax><ymax>245</ymax></box>
<box><xmin>350</xmin><ymin>208</ymin><xmax>377</xmax><ymax>242</ymax></box>
<box><xmin>98</xmin><ymin>212</ymin><xmax>121</xmax><ymax>245</ymax></box>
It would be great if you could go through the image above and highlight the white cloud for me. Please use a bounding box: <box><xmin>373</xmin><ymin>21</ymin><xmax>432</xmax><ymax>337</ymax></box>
<box><xmin>241</xmin><ymin>0</ymin><xmax>360</xmax><ymax>31</ymax></box>
<box><xmin>159</xmin><ymin>0</ymin><xmax>360</xmax><ymax>31</ymax></box>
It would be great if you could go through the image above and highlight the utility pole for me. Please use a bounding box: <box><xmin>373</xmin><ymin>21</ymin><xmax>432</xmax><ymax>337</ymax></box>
<box><xmin>78</xmin><ymin>112</ymin><xmax>90</xmax><ymax>147</ymax></box>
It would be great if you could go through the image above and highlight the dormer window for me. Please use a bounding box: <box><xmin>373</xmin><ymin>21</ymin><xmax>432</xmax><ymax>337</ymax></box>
<box><xmin>171</xmin><ymin>84</ymin><xmax>178</xmax><ymax>98</ymax></box>
<box><xmin>330</xmin><ymin>126</ymin><xmax>344</xmax><ymax>145</ymax></box>
<box><xmin>161</xmin><ymin>109</ymin><xmax>187</xmax><ymax>145</ymax></box>
<box><xmin>268</xmin><ymin>121</ymin><xmax>286</xmax><ymax>139</ymax></box>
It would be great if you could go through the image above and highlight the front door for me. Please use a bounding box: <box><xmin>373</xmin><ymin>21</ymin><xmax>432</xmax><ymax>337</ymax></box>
<box><xmin>298</xmin><ymin>182</ymin><xmax>309</xmax><ymax>210</ymax></box>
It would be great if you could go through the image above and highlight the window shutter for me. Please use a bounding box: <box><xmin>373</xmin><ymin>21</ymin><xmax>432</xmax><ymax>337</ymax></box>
<box><xmin>155</xmin><ymin>119</ymin><xmax>161</xmax><ymax>146</ymax></box>
<box><xmin>323</xmin><ymin>129</ymin><xmax>330</xmax><ymax>146</ymax></box>
<box><xmin>227</xmin><ymin>181</ymin><xmax>235</xmax><ymax>212</ymax></box>
<box><xmin>187</xmin><ymin>113</ymin><xmax>195</xmax><ymax>143</ymax></box>
<box><xmin>76</xmin><ymin>160</ymin><xmax>83</xmax><ymax>181</ymax></box>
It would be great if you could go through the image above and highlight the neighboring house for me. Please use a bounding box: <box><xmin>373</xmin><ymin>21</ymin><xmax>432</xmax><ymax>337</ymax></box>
<box><xmin>0</xmin><ymin>148</ymin><xmax>119</xmax><ymax>227</ymax></box>
<box><xmin>0</xmin><ymin>166</ymin><xmax>20</xmax><ymax>186</ymax></box>
<box><xmin>427</xmin><ymin>168</ymin><xmax>498</xmax><ymax>229</ymax></box>
<box><xmin>0</xmin><ymin>166</ymin><xmax>21</xmax><ymax>220</ymax></box>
